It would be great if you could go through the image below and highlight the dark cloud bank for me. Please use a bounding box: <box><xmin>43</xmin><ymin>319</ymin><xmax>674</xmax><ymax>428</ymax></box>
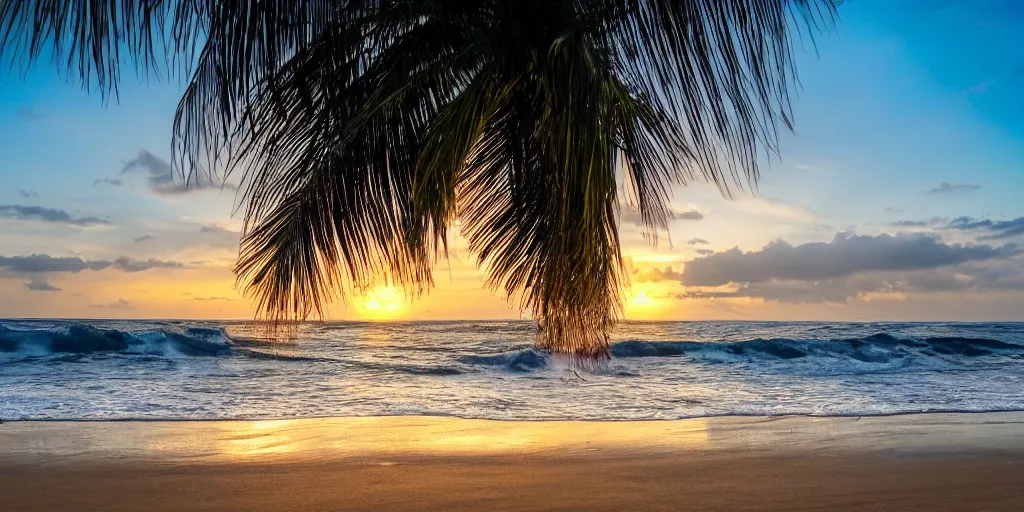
<box><xmin>0</xmin><ymin>254</ymin><xmax>187</xmax><ymax>274</ymax></box>
<box><xmin>0</xmin><ymin>205</ymin><xmax>109</xmax><ymax>227</ymax></box>
<box><xmin>682</xmin><ymin>233</ymin><xmax>1016</xmax><ymax>287</ymax></box>
<box><xmin>891</xmin><ymin>216</ymin><xmax>1024</xmax><ymax>241</ymax></box>
<box><xmin>947</xmin><ymin>216</ymin><xmax>1024</xmax><ymax>241</ymax></box>
<box><xmin>637</xmin><ymin>232</ymin><xmax>1023</xmax><ymax>304</ymax></box>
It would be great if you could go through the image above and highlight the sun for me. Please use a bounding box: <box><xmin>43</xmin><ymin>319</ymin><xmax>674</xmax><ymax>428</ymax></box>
<box><xmin>628</xmin><ymin>290</ymin><xmax>656</xmax><ymax>310</ymax></box>
<box><xmin>359</xmin><ymin>286</ymin><xmax>406</xmax><ymax>320</ymax></box>
<box><xmin>624</xmin><ymin>289</ymin><xmax>666</xmax><ymax>319</ymax></box>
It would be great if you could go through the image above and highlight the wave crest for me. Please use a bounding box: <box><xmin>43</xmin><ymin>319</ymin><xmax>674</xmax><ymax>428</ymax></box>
<box><xmin>457</xmin><ymin>334</ymin><xmax>1024</xmax><ymax>376</ymax></box>
<box><xmin>0</xmin><ymin>323</ymin><xmax>231</xmax><ymax>359</ymax></box>
<box><xmin>610</xmin><ymin>333</ymin><xmax>1023</xmax><ymax>364</ymax></box>
<box><xmin>459</xmin><ymin>349</ymin><xmax>549</xmax><ymax>371</ymax></box>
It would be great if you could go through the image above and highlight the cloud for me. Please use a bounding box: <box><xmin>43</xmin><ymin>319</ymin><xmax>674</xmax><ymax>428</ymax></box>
<box><xmin>17</xmin><ymin>190</ymin><xmax>38</xmax><ymax>198</ymax></box>
<box><xmin>884</xmin><ymin>207</ymin><xmax>905</xmax><ymax>213</ymax></box>
<box><xmin>121</xmin><ymin>149</ymin><xmax>187</xmax><ymax>195</ymax></box>
<box><xmin>16</xmin><ymin>108</ymin><xmax>43</xmax><ymax>120</ymax></box>
<box><xmin>134</xmin><ymin>235</ymin><xmax>157</xmax><ymax>243</ymax></box>
<box><xmin>695</xmin><ymin>249</ymin><xmax>715</xmax><ymax>256</ymax></box>
<box><xmin>946</xmin><ymin>216</ymin><xmax>1024</xmax><ymax>241</ymax></box>
<box><xmin>686</xmin><ymin>238</ymin><xmax>709</xmax><ymax>245</ymax></box>
<box><xmin>0</xmin><ymin>254</ymin><xmax>187</xmax><ymax>274</ymax></box>
<box><xmin>111</xmin><ymin>257</ymin><xmax>186</xmax><ymax>272</ymax></box>
<box><xmin>90</xmin><ymin>299</ymin><xmax>134</xmax><ymax>309</ymax></box>
<box><xmin>0</xmin><ymin>205</ymin><xmax>109</xmax><ymax>227</ymax></box>
<box><xmin>194</xmin><ymin>224</ymin><xmax>241</xmax><ymax>251</ymax></box>
<box><xmin>889</xmin><ymin>217</ymin><xmax>946</xmax><ymax>228</ymax></box>
<box><xmin>25</xmin><ymin>276</ymin><xmax>61</xmax><ymax>292</ymax></box>
<box><xmin>120</xmin><ymin>149</ymin><xmax>233</xmax><ymax>195</ymax></box>
<box><xmin>927</xmin><ymin>181</ymin><xmax>980</xmax><ymax>194</ymax></box>
<box><xmin>680</xmin><ymin>232</ymin><xmax>1018</xmax><ymax>287</ymax></box>
<box><xmin>620</xmin><ymin>206</ymin><xmax>704</xmax><ymax>226</ymax></box>
<box><xmin>674</xmin><ymin>261</ymin><xmax>1024</xmax><ymax>304</ymax></box>
<box><xmin>192</xmin><ymin>296</ymin><xmax>237</xmax><ymax>302</ymax></box>
<box><xmin>673</xmin><ymin>209</ymin><xmax>704</xmax><ymax>220</ymax></box>
<box><xmin>675</xmin><ymin>277</ymin><xmax>884</xmax><ymax>304</ymax></box>
<box><xmin>619</xmin><ymin>208</ymin><xmax>653</xmax><ymax>226</ymax></box>
<box><xmin>0</xmin><ymin>255</ymin><xmax>110</xmax><ymax>273</ymax></box>
<box><xmin>199</xmin><ymin>224</ymin><xmax>236</xmax><ymax>235</ymax></box>
<box><xmin>93</xmin><ymin>178</ymin><xmax>123</xmax><ymax>187</ymax></box>
<box><xmin>633</xmin><ymin>266</ymin><xmax>685</xmax><ymax>283</ymax></box>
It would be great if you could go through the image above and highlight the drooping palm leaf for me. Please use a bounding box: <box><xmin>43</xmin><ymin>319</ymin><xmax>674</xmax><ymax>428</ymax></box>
<box><xmin>456</xmin><ymin>33</ymin><xmax>628</xmax><ymax>357</ymax></box>
<box><xmin>1</xmin><ymin>0</ymin><xmax>837</xmax><ymax>358</ymax></box>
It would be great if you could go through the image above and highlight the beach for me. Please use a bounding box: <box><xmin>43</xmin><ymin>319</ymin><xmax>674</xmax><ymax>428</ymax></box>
<box><xmin>3</xmin><ymin>413</ymin><xmax>1024</xmax><ymax>511</ymax></box>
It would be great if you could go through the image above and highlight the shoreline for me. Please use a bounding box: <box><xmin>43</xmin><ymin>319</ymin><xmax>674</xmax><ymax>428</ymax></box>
<box><xmin>3</xmin><ymin>413</ymin><xmax>1024</xmax><ymax>511</ymax></box>
<box><xmin>3</xmin><ymin>412</ymin><xmax>1024</xmax><ymax>462</ymax></box>
<box><xmin>7</xmin><ymin>407</ymin><xmax>1024</xmax><ymax>422</ymax></box>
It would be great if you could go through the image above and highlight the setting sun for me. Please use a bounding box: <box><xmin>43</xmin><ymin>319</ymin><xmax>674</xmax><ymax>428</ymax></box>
<box><xmin>628</xmin><ymin>290</ymin><xmax>655</xmax><ymax>310</ymax></box>
<box><xmin>625</xmin><ymin>290</ymin><xmax>664</xmax><ymax>319</ymax></box>
<box><xmin>359</xmin><ymin>287</ymin><xmax>406</xmax><ymax>320</ymax></box>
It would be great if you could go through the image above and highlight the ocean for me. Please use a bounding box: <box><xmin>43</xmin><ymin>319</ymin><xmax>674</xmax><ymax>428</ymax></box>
<box><xmin>2</xmin><ymin>320</ymin><xmax>1023</xmax><ymax>421</ymax></box>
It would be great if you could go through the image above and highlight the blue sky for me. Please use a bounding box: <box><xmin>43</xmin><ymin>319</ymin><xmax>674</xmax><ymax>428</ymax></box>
<box><xmin>1</xmin><ymin>0</ymin><xmax>1023</xmax><ymax>320</ymax></box>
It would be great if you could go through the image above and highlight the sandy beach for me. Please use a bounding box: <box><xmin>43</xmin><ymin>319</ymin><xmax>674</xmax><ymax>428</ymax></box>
<box><xmin>2</xmin><ymin>413</ymin><xmax>1024</xmax><ymax>511</ymax></box>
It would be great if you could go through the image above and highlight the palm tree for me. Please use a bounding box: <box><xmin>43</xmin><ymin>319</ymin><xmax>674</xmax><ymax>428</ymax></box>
<box><xmin>1</xmin><ymin>0</ymin><xmax>836</xmax><ymax>358</ymax></box>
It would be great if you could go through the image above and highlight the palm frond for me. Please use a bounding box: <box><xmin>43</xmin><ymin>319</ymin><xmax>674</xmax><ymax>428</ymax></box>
<box><xmin>231</xmin><ymin>5</ymin><xmax>488</xmax><ymax>322</ymax></box>
<box><xmin>457</xmin><ymin>29</ymin><xmax>625</xmax><ymax>357</ymax></box>
<box><xmin>170</xmin><ymin>0</ymin><xmax>348</xmax><ymax>182</ymax></box>
<box><xmin>232</xmin><ymin>15</ymin><xmax>437</xmax><ymax>322</ymax></box>
<box><xmin>608</xmin><ymin>0</ymin><xmax>837</xmax><ymax>201</ymax></box>
<box><xmin>0</xmin><ymin>0</ymin><xmax>175</xmax><ymax>96</ymax></box>
<box><xmin>2</xmin><ymin>0</ymin><xmax>839</xmax><ymax>358</ymax></box>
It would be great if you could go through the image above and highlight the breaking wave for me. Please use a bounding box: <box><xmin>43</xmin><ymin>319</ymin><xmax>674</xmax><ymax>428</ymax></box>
<box><xmin>0</xmin><ymin>323</ymin><xmax>231</xmax><ymax>359</ymax></box>
<box><xmin>458</xmin><ymin>334</ymin><xmax>1024</xmax><ymax>376</ymax></box>
<box><xmin>610</xmin><ymin>333</ymin><xmax>1023</xmax><ymax>360</ymax></box>
<box><xmin>458</xmin><ymin>349</ymin><xmax>550</xmax><ymax>371</ymax></box>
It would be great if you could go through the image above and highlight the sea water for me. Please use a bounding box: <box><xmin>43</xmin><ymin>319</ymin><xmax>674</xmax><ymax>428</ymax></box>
<box><xmin>2</xmin><ymin>320</ymin><xmax>1023</xmax><ymax>420</ymax></box>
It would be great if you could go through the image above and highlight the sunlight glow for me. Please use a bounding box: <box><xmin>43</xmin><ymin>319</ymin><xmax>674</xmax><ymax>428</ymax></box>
<box><xmin>628</xmin><ymin>291</ymin><xmax>656</xmax><ymax>310</ymax></box>
<box><xmin>359</xmin><ymin>287</ymin><xmax>406</xmax><ymax>319</ymax></box>
<box><xmin>625</xmin><ymin>289</ymin><xmax>667</xmax><ymax>320</ymax></box>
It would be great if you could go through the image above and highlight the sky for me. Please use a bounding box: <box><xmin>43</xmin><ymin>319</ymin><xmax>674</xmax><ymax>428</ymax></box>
<box><xmin>1</xmin><ymin>0</ymin><xmax>1023</xmax><ymax>322</ymax></box>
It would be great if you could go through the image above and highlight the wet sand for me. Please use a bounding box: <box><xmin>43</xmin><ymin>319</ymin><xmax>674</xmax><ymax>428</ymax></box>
<box><xmin>2</xmin><ymin>413</ymin><xmax>1024</xmax><ymax>511</ymax></box>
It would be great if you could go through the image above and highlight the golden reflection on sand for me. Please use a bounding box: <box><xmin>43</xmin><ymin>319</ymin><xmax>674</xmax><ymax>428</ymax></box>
<box><xmin>220</xmin><ymin>420</ymin><xmax>304</xmax><ymax>456</ymax></box>
<box><xmin>7</xmin><ymin>413</ymin><xmax>1022</xmax><ymax>465</ymax></box>
<box><xmin>213</xmin><ymin>417</ymin><xmax>710</xmax><ymax>459</ymax></box>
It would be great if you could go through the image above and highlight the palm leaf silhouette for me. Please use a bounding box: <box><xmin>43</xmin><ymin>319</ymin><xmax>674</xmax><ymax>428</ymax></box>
<box><xmin>1</xmin><ymin>0</ymin><xmax>837</xmax><ymax>358</ymax></box>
